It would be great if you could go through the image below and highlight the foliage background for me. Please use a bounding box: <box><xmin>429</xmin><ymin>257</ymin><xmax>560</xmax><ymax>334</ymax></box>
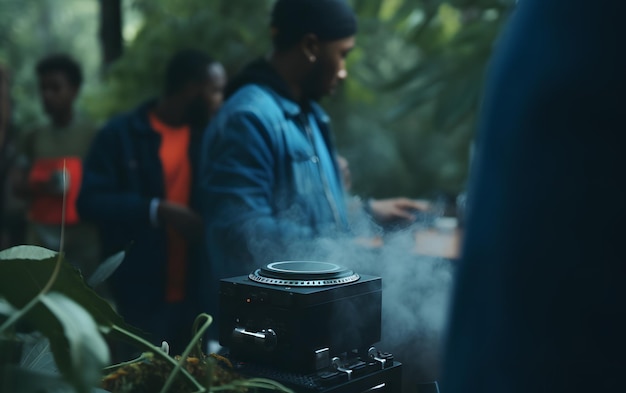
<box><xmin>0</xmin><ymin>0</ymin><xmax>515</xmax><ymax>200</ymax></box>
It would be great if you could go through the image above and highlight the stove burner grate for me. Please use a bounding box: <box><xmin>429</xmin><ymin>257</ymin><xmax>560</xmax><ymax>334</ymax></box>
<box><xmin>249</xmin><ymin>261</ymin><xmax>360</xmax><ymax>287</ymax></box>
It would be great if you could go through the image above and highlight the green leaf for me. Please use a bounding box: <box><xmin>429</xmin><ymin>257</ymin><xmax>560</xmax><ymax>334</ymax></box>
<box><xmin>0</xmin><ymin>245</ymin><xmax>57</xmax><ymax>261</ymax></box>
<box><xmin>87</xmin><ymin>250</ymin><xmax>125</xmax><ymax>288</ymax></box>
<box><xmin>40</xmin><ymin>292</ymin><xmax>109</xmax><ymax>393</ymax></box>
<box><xmin>0</xmin><ymin>297</ymin><xmax>17</xmax><ymax>316</ymax></box>
<box><xmin>19</xmin><ymin>333</ymin><xmax>58</xmax><ymax>374</ymax></box>
<box><xmin>0</xmin><ymin>366</ymin><xmax>74</xmax><ymax>393</ymax></box>
<box><xmin>0</xmin><ymin>245</ymin><xmax>141</xmax><ymax>335</ymax></box>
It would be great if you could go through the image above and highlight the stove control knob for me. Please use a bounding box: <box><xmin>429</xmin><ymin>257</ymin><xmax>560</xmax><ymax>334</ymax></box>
<box><xmin>331</xmin><ymin>356</ymin><xmax>353</xmax><ymax>381</ymax></box>
<box><xmin>232</xmin><ymin>327</ymin><xmax>278</xmax><ymax>351</ymax></box>
<box><xmin>368</xmin><ymin>346</ymin><xmax>387</xmax><ymax>369</ymax></box>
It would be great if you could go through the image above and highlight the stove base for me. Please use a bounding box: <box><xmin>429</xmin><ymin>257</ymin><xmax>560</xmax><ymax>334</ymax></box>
<box><xmin>231</xmin><ymin>359</ymin><xmax>402</xmax><ymax>393</ymax></box>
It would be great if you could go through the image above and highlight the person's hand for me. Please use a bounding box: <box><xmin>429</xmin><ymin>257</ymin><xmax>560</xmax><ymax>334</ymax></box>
<box><xmin>32</xmin><ymin>169</ymin><xmax>69</xmax><ymax>196</ymax></box>
<box><xmin>368</xmin><ymin>198</ymin><xmax>430</xmax><ymax>224</ymax></box>
<box><xmin>353</xmin><ymin>236</ymin><xmax>384</xmax><ymax>249</ymax></box>
<box><xmin>47</xmin><ymin>169</ymin><xmax>70</xmax><ymax>195</ymax></box>
<box><xmin>157</xmin><ymin>201</ymin><xmax>203</xmax><ymax>241</ymax></box>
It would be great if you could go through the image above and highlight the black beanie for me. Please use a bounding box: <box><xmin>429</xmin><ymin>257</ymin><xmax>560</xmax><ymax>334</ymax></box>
<box><xmin>271</xmin><ymin>0</ymin><xmax>357</xmax><ymax>48</ymax></box>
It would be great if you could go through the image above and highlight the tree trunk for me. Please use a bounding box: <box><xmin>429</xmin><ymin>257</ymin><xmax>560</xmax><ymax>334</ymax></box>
<box><xmin>99</xmin><ymin>0</ymin><xmax>123</xmax><ymax>67</ymax></box>
<box><xmin>0</xmin><ymin>66</ymin><xmax>9</xmax><ymax>152</ymax></box>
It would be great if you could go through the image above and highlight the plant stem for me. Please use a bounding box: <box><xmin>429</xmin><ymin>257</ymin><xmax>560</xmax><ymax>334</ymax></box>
<box><xmin>110</xmin><ymin>324</ymin><xmax>206</xmax><ymax>392</ymax></box>
<box><xmin>40</xmin><ymin>251</ymin><xmax>63</xmax><ymax>296</ymax></box>
<box><xmin>102</xmin><ymin>352</ymin><xmax>150</xmax><ymax>372</ymax></box>
<box><xmin>57</xmin><ymin>160</ymin><xmax>67</xmax><ymax>273</ymax></box>
<box><xmin>0</xmin><ymin>295</ymin><xmax>40</xmax><ymax>333</ymax></box>
<box><xmin>159</xmin><ymin>314</ymin><xmax>213</xmax><ymax>393</ymax></box>
<box><xmin>190</xmin><ymin>313</ymin><xmax>208</xmax><ymax>358</ymax></box>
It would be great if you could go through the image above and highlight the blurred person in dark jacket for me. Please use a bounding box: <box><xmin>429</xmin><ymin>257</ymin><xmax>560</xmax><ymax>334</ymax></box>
<box><xmin>442</xmin><ymin>1</ymin><xmax>626</xmax><ymax>392</ymax></box>
<box><xmin>77</xmin><ymin>50</ymin><xmax>226</xmax><ymax>356</ymax></box>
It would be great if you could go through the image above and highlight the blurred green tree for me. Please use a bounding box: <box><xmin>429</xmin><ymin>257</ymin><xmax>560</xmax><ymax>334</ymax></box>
<box><xmin>84</xmin><ymin>0</ymin><xmax>274</xmax><ymax>121</ymax></box>
<box><xmin>0</xmin><ymin>0</ymin><xmax>100</xmax><ymax>128</ymax></box>
<box><xmin>2</xmin><ymin>0</ymin><xmax>515</xmax><ymax>198</ymax></box>
<box><xmin>331</xmin><ymin>0</ymin><xmax>516</xmax><ymax>198</ymax></box>
<box><xmin>99</xmin><ymin>0</ymin><xmax>124</xmax><ymax>66</ymax></box>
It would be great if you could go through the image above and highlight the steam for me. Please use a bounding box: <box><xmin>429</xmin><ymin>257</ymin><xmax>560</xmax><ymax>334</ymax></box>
<box><xmin>314</xmin><ymin>209</ymin><xmax>454</xmax><ymax>378</ymax></box>
<box><xmin>318</xmin><ymin>224</ymin><xmax>454</xmax><ymax>357</ymax></box>
<box><xmin>244</xmin><ymin>204</ymin><xmax>456</xmax><ymax>382</ymax></box>
<box><xmin>319</xmin><ymin>215</ymin><xmax>455</xmax><ymax>382</ymax></box>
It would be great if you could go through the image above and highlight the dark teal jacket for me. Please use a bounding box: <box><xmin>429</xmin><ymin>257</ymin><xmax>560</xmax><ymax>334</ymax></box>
<box><xmin>77</xmin><ymin>100</ymin><xmax>207</xmax><ymax>319</ymax></box>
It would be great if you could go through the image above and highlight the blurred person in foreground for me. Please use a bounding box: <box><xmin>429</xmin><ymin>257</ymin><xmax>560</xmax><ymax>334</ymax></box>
<box><xmin>77</xmin><ymin>50</ymin><xmax>226</xmax><ymax>356</ymax></box>
<box><xmin>199</xmin><ymin>0</ymin><xmax>426</xmax><ymax>317</ymax></box>
<box><xmin>11</xmin><ymin>54</ymin><xmax>100</xmax><ymax>276</ymax></box>
<box><xmin>442</xmin><ymin>1</ymin><xmax>626</xmax><ymax>392</ymax></box>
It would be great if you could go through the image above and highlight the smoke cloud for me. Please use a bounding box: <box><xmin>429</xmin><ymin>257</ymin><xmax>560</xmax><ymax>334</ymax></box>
<box><xmin>243</xmin><ymin>200</ymin><xmax>456</xmax><ymax>388</ymax></box>
<box><xmin>299</xmin><ymin>206</ymin><xmax>455</xmax><ymax>386</ymax></box>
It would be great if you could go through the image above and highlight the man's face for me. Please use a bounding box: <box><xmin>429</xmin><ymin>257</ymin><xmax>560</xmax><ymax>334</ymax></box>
<box><xmin>38</xmin><ymin>71</ymin><xmax>77</xmax><ymax>117</ymax></box>
<box><xmin>185</xmin><ymin>63</ymin><xmax>227</xmax><ymax>126</ymax></box>
<box><xmin>204</xmin><ymin>63</ymin><xmax>227</xmax><ymax>116</ymax></box>
<box><xmin>304</xmin><ymin>36</ymin><xmax>355</xmax><ymax>101</ymax></box>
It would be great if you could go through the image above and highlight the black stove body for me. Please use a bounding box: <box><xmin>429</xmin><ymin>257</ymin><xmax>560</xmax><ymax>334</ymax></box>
<box><xmin>218</xmin><ymin>262</ymin><xmax>382</xmax><ymax>373</ymax></box>
<box><xmin>232</xmin><ymin>358</ymin><xmax>402</xmax><ymax>393</ymax></box>
<box><xmin>218</xmin><ymin>262</ymin><xmax>401</xmax><ymax>392</ymax></box>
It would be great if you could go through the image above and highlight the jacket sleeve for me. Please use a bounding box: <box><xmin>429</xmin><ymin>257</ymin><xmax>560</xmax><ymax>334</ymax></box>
<box><xmin>200</xmin><ymin>111</ymin><xmax>316</xmax><ymax>265</ymax></box>
<box><xmin>77</xmin><ymin>122</ymin><xmax>151</xmax><ymax>227</ymax></box>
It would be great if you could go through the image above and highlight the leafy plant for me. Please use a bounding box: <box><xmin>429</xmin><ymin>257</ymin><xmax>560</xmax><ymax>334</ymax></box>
<box><xmin>0</xmin><ymin>245</ymin><xmax>113</xmax><ymax>392</ymax></box>
<box><xmin>0</xmin><ymin>245</ymin><xmax>294</xmax><ymax>393</ymax></box>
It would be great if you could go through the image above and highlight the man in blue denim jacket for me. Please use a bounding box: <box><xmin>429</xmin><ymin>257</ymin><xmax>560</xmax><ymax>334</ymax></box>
<box><xmin>199</xmin><ymin>0</ymin><xmax>358</xmax><ymax>294</ymax></box>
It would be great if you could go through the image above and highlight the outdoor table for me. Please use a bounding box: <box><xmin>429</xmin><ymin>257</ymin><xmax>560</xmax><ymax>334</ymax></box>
<box><xmin>414</xmin><ymin>223</ymin><xmax>462</xmax><ymax>260</ymax></box>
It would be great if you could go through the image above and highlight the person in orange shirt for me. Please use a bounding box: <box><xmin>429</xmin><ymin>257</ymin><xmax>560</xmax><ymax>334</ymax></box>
<box><xmin>77</xmin><ymin>50</ymin><xmax>226</xmax><ymax>357</ymax></box>
<box><xmin>12</xmin><ymin>54</ymin><xmax>100</xmax><ymax>279</ymax></box>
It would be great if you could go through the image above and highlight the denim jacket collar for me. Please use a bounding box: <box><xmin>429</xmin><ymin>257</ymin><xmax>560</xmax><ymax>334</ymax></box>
<box><xmin>261</xmin><ymin>86</ymin><xmax>330</xmax><ymax>126</ymax></box>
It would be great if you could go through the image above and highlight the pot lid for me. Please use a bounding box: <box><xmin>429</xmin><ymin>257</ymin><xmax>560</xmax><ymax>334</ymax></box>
<box><xmin>249</xmin><ymin>261</ymin><xmax>360</xmax><ymax>287</ymax></box>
